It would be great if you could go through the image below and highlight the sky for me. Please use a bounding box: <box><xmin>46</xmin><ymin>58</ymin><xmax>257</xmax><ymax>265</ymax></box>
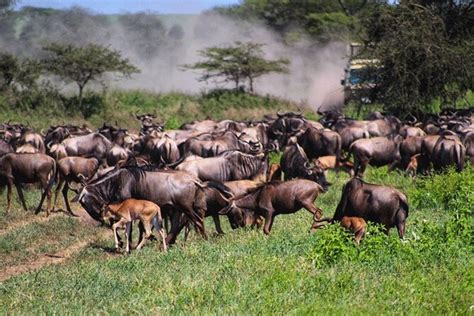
<box><xmin>15</xmin><ymin>0</ymin><xmax>239</xmax><ymax>14</ymax></box>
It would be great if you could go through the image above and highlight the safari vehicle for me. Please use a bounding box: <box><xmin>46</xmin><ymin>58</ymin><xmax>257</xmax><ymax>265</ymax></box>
<box><xmin>341</xmin><ymin>43</ymin><xmax>380</xmax><ymax>104</ymax></box>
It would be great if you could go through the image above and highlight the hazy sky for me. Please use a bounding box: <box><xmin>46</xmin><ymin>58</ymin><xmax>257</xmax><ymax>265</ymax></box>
<box><xmin>15</xmin><ymin>0</ymin><xmax>239</xmax><ymax>14</ymax></box>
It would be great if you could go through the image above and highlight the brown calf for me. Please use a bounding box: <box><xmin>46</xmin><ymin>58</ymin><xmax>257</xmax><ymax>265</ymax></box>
<box><xmin>340</xmin><ymin>216</ymin><xmax>366</xmax><ymax>244</ymax></box>
<box><xmin>310</xmin><ymin>216</ymin><xmax>366</xmax><ymax>244</ymax></box>
<box><xmin>314</xmin><ymin>155</ymin><xmax>354</xmax><ymax>177</ymax></box>
<box><xmin>405</xmin><ymin>154</ymin><xmax>420</xmax><ymax>177</ymax></box>
<box><xmin>102</xmin><ymin>199</ymin><xmax>167</xmax><ymax>253</ymax></box>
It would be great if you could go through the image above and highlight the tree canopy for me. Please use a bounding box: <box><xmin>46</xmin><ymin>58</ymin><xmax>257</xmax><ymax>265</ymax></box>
<box><xmin>362</xmin><ymin>1</ymin><xmax>474</xmax><ymax>115</ymax></box>
<box><xmin>184</xmin><ymin>41</ymin><xmax>289</xmax><ymax>92</ymax></box>
<box><xmin>42</xmin><ymin>43</ymin><xmax>139</xmax><ymax>107</ymax></box>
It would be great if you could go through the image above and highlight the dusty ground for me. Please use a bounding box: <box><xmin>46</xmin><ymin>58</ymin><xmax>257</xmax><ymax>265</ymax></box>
<box><xmin>0</xmin><ymin>205</ymin><xmax>112</xmax><ymax>282</ymax></box>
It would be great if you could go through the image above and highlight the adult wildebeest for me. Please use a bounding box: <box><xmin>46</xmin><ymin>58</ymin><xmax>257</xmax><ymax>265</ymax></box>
<box><xmin>72</xmin><ymin>166</ymin><xmax>231</xmax><ymax>245</ymax></box>
<box><xmin>150</xmin><ymin>134</ymin><xmax>180</xmax><ymax>165</ymax></box>
<box><xmin>297</xmin><ymin>126</ymin><xmax>341</xmax><ymax>161</ymax></box>
<box><xmin>350</xmin><ymin>136</ymin><xmax>403</xmax><ymax>177</ymax></box>
<box><xmin>176</xmin><ymin>150</ymin><xmax>268</xmax><ymax>182</ymax></box>
<box><xmin>267</xmin><ymin>111</ymin><xmax>306</xmax><ymax>148</ymax></box>
<box><xmin>53</xmin><ymin>156</ymin><xmax>100</xmax><ymax>215</ymax></box>
<box><xmin>53</xmin><ymin>133</ymin><xmax>113</xmax><ymax>162</ymax></box>
<box><xmin>431</xmin><ymin>136</ymin><xmax>466</xmax><ymax>172</ymax></box>
<box><xmin>313</xmin><ymin>177</ymin><xmax>409</xmax><ymax>239</ymax></box>
<box><xmin>0</xmin><ymin>153</ymin><xmax>56</xmax><ymax>215</ymax></box>
<box><xmin>280</xmin><ymin>142</ymin><xmax>331</xmax><ymax>189</ymax></box>
<box><xmin>180</xmin><ymin>131</ymin><xmax>262</xmax><ymax>158</ymax></box>
<box><xmin>219</xmin><ymin>179</ymin><xmax>327</xmax><ymax>235</ymax></box>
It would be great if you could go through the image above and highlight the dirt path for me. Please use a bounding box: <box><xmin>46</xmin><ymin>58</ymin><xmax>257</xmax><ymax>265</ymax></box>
<box><xmin>0</xmin><ymin>206</ymin><xmax>112</xmax><ymax>283</ymax></box>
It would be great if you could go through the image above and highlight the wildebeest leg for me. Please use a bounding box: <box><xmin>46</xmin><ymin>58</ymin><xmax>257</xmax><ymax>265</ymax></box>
<box><xmin>152</xmin><ymin>214</ymin><xmax>167</xmax><ymax>251</ymax></box>
<box><xmin>35</xmin><ymin>178</ymin><xmax>50</xmax><ymax>215</ymax></box>
<box><xmin>125</xmin><ymin>221</ymin><xmax>132</xmax><ymax>254</ymax></box>
<box><xmin>6</xmin><ymin>180</ymin><xmax>13</xmax><ymax>213</ymax></box>
<box><xmin>112</xmin><ymin>219</ymin><xmax>126</xmax><ymax>250</ymax></box>
<box><xmin>397</xmin><ymin>222</ymin><xmax>406</xmax><ymax>239</ymax></box>
<box><xmin>354</xmin><ymin>225</ymin><xmax>366</xmax><ymax>245</ymax></box>
<box><xmin>262</xmin><ymin>209</ymin><xmax>275</xmax><ymax>235</ymax></box>
<box><xmin>165</xmin><ymin>212</ymin><xmax>187</xmax><ymax>245</ymax></box>
<box><xmin>388</xmin><ymin>160</ymin><xmax>399</xmax><ymax>173</ymax></box>
<box><xmin>15</xmin><ymin>183</ymin><xmax>28</xmax><ymax>212</ymax></box>
<box><xmin>62</xmin><ymin>183</ymin><xmax>77</xmax><ymax>216</ymax></box>
<box><xmin>136</xmin><ymin>220</ymin><xmax>153</xmax><ymax>250</ymax></box>
<box><xmin>53</xmin><ymin>177</ymin><xmax>64</xmax><ymax>211</ymax></box>
<box><xmin>396</xmin><ymin>210</ymin><xmax>407</xmax><ymax>239</ymax></box>
<box><xmin>212</xmin><ymin>215</ymin><xmax>225</xmax><ymax>235</ymax></box>
<box><xmin>136</xmin><ymin>221</ymin><xmax>145</xmax><ymax>249</ymax></box>
<box><xmin>301</xmin><ymin>201</ymin><xmax>323</xmax><ymax>220</ymax></box>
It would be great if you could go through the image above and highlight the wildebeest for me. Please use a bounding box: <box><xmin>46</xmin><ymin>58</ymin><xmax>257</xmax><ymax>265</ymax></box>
<box><xmin>72</xmin><ymin>166</ymin><xmax>231</xmax><ymax>245</ymax></box>
<box><xmin>219</xmin><ymin>179</ymin><xmax>327</xmax><ymax>235</ymax></box>
<box><xmin>15</xmin><ymin>143</ymin><xmax>40</xmax><ymax>154</ymax></box>
<box><xmin>314</xmin><ymin>177</ymin><xmax>409</xmax><ymax>238</ymax></box>
<box><xmin>102</xmin><ymin>199</ymin><xmax>167</xmax><ymax>253</ymax></box>
<box><xmin>176</xmin><ymin>150</ymin><xmax>268</xmax><ymax>182</ymax></box>
<box><xmin>150</xmin><ymin>134</ymin><xmax>180</xmax><ymax>165</ymax></box>
<box><xmin>350</xmin><ymin>136</ymin><xmax>403</xmax><ymax>177</ymax></box>
<box><xmin>180</xmin><ymin>131</ymin><xmax>262</xmax><ymax>157</ymax></box>
<box><xmin>54</xmin><ymin>133</ymin><xmax>113</xmax><ymax>162</ymax></box>
<box><xmin>280</xmin><ymin>142</ymin><xmax>330</xmax><ymax>189</ymax></box>
<box><xmin>297</xmin><ymin>126</ymin><xmax>341</xmax><ymax>161</ymax></box>
<box><xmin>405</xmin><ymin>154</ymin><xmax>420</xmax><ymax>177</ymax></box>
<box><xmin>106</xmin><ymin>145</ymin><xmax>132</xmax><ymax>167</ymax></box>
<box><xmin>0</xmin><ymin>153</ymin><xmax>56</xmax><ymax>215</ymax></box>
<box><xmin>431</xmin><ymin>136</ymin><xmax>466</xmax><ymax>172</ymax></box>
<box><xmin>53</xmin><ymin>156</ymin><xmax>100</xmax><ymax>215</ymax></box>
<box><xmin>311</xmin><ymin>216</ymin><xmax>367</xmax><ymax>244</ymax></box>
<box><xmin>267</xmin><ymin>111</ymin><xmax>306</xmax><ymax>147</ymax></box>
<box><xmin>314</xmin><ymin>155</ymin><xmax>354</xmax><ymax>177</ymax></box>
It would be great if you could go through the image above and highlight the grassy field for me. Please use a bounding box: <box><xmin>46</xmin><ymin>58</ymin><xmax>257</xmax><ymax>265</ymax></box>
<box><xmin>0</xmin><ymin>90</ymin><xmax>473</xmax><ymax>313</ymax></box>
<box><xmin>0</xmin><ymin>165</ymin><xmax>472</xmax><ymax>314</ymax></box>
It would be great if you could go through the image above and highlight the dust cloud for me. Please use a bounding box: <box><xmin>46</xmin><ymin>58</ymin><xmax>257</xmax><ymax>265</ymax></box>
<box><xmin>5</xmin><ymin>8</ymin><xmax>348</xmax><ymax>110</ymax></box>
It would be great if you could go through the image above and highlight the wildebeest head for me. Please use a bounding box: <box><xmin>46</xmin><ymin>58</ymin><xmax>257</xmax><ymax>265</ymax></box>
<box><xmin>268</xmin><ymin>111</ymin><xmax>306</xmax><ymax>147</ymax></box>
<box><xmin>303</xmin><ymin>161</ymin><xmax>331</xmax><ymax>191</ymax></box>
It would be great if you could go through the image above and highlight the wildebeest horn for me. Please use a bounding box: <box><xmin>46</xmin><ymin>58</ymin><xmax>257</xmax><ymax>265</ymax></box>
<box><xmin>40</xmin><ymin>128</ymin><xmax>47</xmax><ymax>137</ymax></box>
<box><xmin>277</xmin><ymin>110</ymin><xmax>286</xmax><ymax>117</ymax></box>
<box><xmin>407</xmin><ymin>113</ymin><xmax>417</xmax><ymax>124</ymax></box>
<box><xmin>304</xmin><ymin>161</ymin><xmax>313</xmax><ymax>169</ymax></box>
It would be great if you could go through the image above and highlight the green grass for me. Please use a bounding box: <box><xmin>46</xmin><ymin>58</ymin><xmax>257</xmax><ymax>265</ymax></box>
<box><xmin>0</xmin><ymin>166</ymin><xmax>472</xmax><ymax>314</ymax></box>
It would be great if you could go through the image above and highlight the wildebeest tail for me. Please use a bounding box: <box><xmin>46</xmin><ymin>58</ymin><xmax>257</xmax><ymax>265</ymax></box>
<box><xmin>398</xmin><ymin>193</ymin><xmax>409</xmax><ymax>218</ymax></box>
<box><xmin>47</xmin><ymin>160</ymin><xmax>57</xmax><ymax>192</ymax></box>
<box><xmin>453</xmin><ymin>143</ymin><xmax>464</xmax><ymax>172</ymax></box>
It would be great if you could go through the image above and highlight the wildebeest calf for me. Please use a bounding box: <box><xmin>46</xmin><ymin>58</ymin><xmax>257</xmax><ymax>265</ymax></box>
<box><xmin>102</xmin><ymin>199</ymin><xmax>167</xmax><ymax>253</ymax></box>
<box><xmin>312</xmin><ymin>216</ymin><xmax>366</xmax><ymax>244</ymax></box>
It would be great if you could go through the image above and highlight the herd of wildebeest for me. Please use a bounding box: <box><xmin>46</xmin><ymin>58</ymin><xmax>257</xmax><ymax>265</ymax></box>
<box><xmin>1</xmin><ymin>108</ymin><xmax>473</xmax><ymax>252</ymax></box>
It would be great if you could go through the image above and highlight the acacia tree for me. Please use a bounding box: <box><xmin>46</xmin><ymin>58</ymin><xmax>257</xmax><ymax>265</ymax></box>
<box><xmin>42</xmin><ymin>43</ymin><xmax>139</xmax><ymax>108</ymax></box>
<box><xmin>185</xmin><ymin>41</ymin><xmax>289</xmax><ymax>92</ymax></box>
